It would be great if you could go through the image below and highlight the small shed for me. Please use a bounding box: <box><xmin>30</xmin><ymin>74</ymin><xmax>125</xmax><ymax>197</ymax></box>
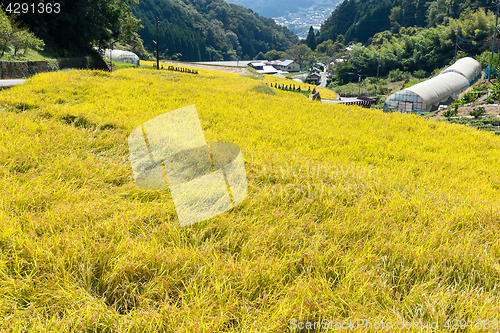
<box><xmin>248</xmin><ymin>62</ymin><xmax>266</xmax><ymax>70</ymax></box>
<box><xmin>306</xmin><ymin>72</ymin><xmax>321</xmax><ymax>85</ymax></box>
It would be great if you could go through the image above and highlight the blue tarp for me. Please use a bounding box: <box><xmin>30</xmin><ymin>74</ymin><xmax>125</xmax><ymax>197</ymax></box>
<box><xmin>484</xmin><ymin>66</ymin><xmax>496</xmax><ymax>79</ymax></box>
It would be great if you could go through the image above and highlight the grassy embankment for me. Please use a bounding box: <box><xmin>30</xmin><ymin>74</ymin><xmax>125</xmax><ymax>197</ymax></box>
<box><xmin>1</xmin><ymin>66</ymin><xmax>500</xmax><ymax>331</ymax></box>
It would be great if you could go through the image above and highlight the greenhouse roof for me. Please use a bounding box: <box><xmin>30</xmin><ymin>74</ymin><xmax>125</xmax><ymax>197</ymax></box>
<box><xmin>103</xmin><ymin>49</ymin><xmax>139</xmax><ymax>62</ymax></box>
<box><xmin>404</xmin><ymin>72</ymin><xmax>469</xmax><ymax>106</ymax></box>
<box><xmin>441</xmin><ymin>57</ymin><xmax>481</xmax><ymax>83</ymax></box>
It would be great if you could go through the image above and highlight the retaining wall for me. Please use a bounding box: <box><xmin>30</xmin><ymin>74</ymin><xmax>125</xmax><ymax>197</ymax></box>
<box><xmin>0</xmin><ymin>55</ymin><xmax>109</xmax><ymax>79</ymax></box>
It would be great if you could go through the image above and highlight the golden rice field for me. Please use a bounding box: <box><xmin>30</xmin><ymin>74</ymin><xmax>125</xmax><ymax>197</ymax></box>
<box><xmin>1</xmin><ymin>66</ymin><xmax>500</xmax><ymax>331</ymax></box>
<box><xmin>140</xmin><ymin>59</ymin><xmax>338</xmax><ymax>100</ymax></box>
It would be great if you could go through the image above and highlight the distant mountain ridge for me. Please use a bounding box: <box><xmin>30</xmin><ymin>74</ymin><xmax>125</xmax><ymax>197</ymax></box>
<box><xmin>130</xmin><ymin>0</ymin><xmax>298</xmax><ymax>61</ymax></box>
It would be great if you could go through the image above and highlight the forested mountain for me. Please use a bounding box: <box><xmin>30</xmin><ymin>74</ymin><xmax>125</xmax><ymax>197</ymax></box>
<box><xmin>318</xmin><ymin>0</ymin><xmax>492</xmax><ymax>45</ymax></box>
<box><xmin>129</xmin><ymin>0</ymin><xmax>299</xmax><ymax>61</ymax></box>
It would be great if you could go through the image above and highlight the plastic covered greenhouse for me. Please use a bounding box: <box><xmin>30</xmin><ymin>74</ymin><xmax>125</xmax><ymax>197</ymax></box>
<box><xmin>441</xmin><ymin>57</ymin><xmax>482</xmax><ymax>84</ymax></box>
<box><xmin>384</xmin><ymin>57</ymin><xmax>481</xmax><ymax>113</ymax></box>
<box><xmin>103</xmin><ymin>49</ymin><xmax>140</xmax><ymax>66</ymax></box>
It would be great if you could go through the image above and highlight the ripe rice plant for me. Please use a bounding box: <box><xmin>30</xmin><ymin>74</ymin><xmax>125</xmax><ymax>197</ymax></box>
<box><xmin>0</xmin><ymin>67</ymin><xmax>500</xmax><ymax>331</ymax></box>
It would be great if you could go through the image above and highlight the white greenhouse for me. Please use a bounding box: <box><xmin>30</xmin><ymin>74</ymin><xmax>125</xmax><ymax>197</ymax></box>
<box><xmin>103</xmin><ymin>49</ymin><xmax>140</xmax><ymax>66</ymax></box>
<box><xmin>384</xmin><ymin>57</ymin><xmax>481</xmax><ymax>113</ymax></box>
<box><xmin>441</xmin><ymin>57</ymin><xmax>482</xmax><ymax>85</ymax></box>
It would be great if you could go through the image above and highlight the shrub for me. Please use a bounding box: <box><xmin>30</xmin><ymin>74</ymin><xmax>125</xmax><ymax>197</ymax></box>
<box><xmin>388</xmin><ymin>69</ymin><xmax>411</xmax><ymax>82</ymax></box>
<box><xmin>443</xmin><ymin>106</ymin><xmax>458</xmax><ymax>119</ymax></box>
<box><xmin>413</xmin><ymin>69</ymin><xmax>427</xmax><ymax>78</ymax></box>
<box><xmin>470</xmin><ymin>107</ymin><xmax>486</xmax><ymax>119</ymax></box>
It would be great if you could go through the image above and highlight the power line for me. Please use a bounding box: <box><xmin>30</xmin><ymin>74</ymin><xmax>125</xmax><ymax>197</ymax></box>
<box><xmin>457</xmin><ymin>44</ymin><xmax>478</xmax><ymax>52</ymax></box>
<box><xmin>492</xmin><ymin>0</ymin><xmax>499</xmax><ymax>60</ymax></box>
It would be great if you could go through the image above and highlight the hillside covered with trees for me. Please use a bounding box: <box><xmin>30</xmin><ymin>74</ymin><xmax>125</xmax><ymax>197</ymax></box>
<box><xmin>130</xmin><ymin>0</ymin><xmax>299</xmax><ymax>61</ymax></box>
<box><xmin>318</xmin><ymin>0</ymin><xmax>492</xmax><ymax>44</ymax></box>
<box><xmin>0</xmin><ymin>0</ymin><xmax>144</xmax><ymax>57</ymax></box>
<box><xmin>330</xmin><ymin>8</ymin><xmax>495</xmax><ymax>83</ymax></box>
<box><xmin>0</xmin><ymin>0</ymin><xmax>298</xmax><ymax>62</ymax></box>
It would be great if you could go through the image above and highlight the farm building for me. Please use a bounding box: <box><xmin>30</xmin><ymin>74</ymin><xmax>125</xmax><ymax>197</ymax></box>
<box><xmin>248</xmin><ymin>61</ymin><xmax>266</xmax><ymax>70</ymax></box>
<box><xmin>279</xmin><ymin>60</ymin><xmax>300</xmax><ymax>72</ymax></box>
<box><xmin>384</xmin><ymin>57</ymin><xmax>481</xmax><ymax>113</ymax></box>
<box><xmin>306</xmin><ymin>72</ymin><xmax>321</xmax><ymax>85</ymax></box>
<box><xmin>248</xmin><ymin>61</ymin><xmax>279</xmax><ymax>74</ymax></box>
<box><xmin>103</xmin><ymin>49</ymin><xmax>140</xmax><ymax>66</ymax></box>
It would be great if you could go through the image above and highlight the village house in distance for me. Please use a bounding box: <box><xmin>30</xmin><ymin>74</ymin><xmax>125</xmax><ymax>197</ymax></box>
<box><xmin>248</xmin><ymin>59</ymin><xmax>300</xmax><ymax>74</ymax></box>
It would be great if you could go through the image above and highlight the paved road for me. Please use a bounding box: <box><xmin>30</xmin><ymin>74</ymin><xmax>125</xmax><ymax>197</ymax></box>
<box><xmin>0</xmin><ymin>79</ymin><xmax>27</xmax><ymax>88</ymax></box>
<box><xmin>322</xmin><ymin>97</ymin><xmax>363</xmax><ymax>104</ymax></box>
<box><xmin>194</xmin><ymin>61</ymin><xmax>252</xmax><ymax>67</ymax></box>
<box><xmin>319</xmin><ymin>71</ymin><xmax>329</xmax><ymax>88</ymax></box>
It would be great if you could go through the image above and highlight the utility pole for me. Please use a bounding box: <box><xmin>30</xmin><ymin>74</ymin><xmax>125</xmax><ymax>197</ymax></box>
<box><xmin>490</xmin><ymin>0</ymin><xmax>500</xmax><ymax>79</ymax></box>
<box><xmin>454</xmin><ymin>28</ymin><xmax>459</xmax><ymax>63</ymax></box>
<box><xmin>156</xmin><ymin>17</ymin><xmax>160</xmax><ymax>69</ymax></box>
<box><xmin>493</xmin><ymin>0</ymin><xmax>499</xmax><ymax>60</ymax></box>
<box><xmin>109</xmin><ymin>40</ymin><xmax>117</xmax><ymax>72</ymax></box>
<box><xmin>358</xmin><ymin>74</ymin><xmax>362</xmax><ymax>96</ymax></box>
<box><xmin>376</xmin><ymin>54</ymin><xmax>380</xmax><ymax>79</ymax></box>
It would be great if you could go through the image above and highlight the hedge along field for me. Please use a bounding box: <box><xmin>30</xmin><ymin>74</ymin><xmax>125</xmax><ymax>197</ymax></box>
<box><xmin>0</xmin><ymin>67</ymin><xmax>500</xmax><ymax>331</ymax></box>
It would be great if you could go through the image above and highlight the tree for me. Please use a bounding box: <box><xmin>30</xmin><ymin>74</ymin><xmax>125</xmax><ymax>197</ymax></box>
<box><xmin>286</xmin><ymin>44</ymin><xmax>312</xmax><ymax>68</ymax></box>
<box><xmin>264</xmin><ymin>50</ymin><xmax>284</xmax><ymax>60</ymax></box>
<box><xmin>0</xmin><ymin>8</ymin><xmax>11</xmax><ymax>57</ymax></box>
<box><xmin>10</xmin><ymin>21</ymin><xmax>43</xmax><ymax>56</ymax></box>
<box><xmin>11</xmin><ymin>29</ymin><xmax>26</xmax><ymax>56</ymax></box>
<box><xmin>255</xmin><ymin>51</ymin><xmax>265</xmax><ymax>60</ymax></box>
<box><xmin>389</xmin><ymin>6</ymin><xmax>402</xmax><ymax>34</ymax></box>
<box><xmin>315</xmin><ymin>40</ymin><xmax>334</xmax><ymax>56</ymax></box>
<box><xmin>306</xmin><ymin>26</ymin><xmax>317</xmax><ymax>51</ymax></box>
<box><xmin>0</xmin><ymin>9</ymin><xmax>44</xmax><ymax>58</ymax></box>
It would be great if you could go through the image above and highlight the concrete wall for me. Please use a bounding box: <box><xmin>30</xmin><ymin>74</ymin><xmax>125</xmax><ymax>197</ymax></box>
<box><xmin>0</xmin><ymin>55</ymin><xmax>109</xmax><ymax>79</ymax></box>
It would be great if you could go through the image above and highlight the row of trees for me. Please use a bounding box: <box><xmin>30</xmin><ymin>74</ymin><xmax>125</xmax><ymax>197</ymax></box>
<box><xmin>0</xmin><ymin>9</ymin><xmax>44</xmax><ymax>57</ymax></box>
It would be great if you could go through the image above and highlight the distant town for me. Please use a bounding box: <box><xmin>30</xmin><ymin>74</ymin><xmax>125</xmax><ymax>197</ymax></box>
<box><xmin>273</xmin><ymin>7</ymin><xmax>336</xmax><ymax>38</ymax></box>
